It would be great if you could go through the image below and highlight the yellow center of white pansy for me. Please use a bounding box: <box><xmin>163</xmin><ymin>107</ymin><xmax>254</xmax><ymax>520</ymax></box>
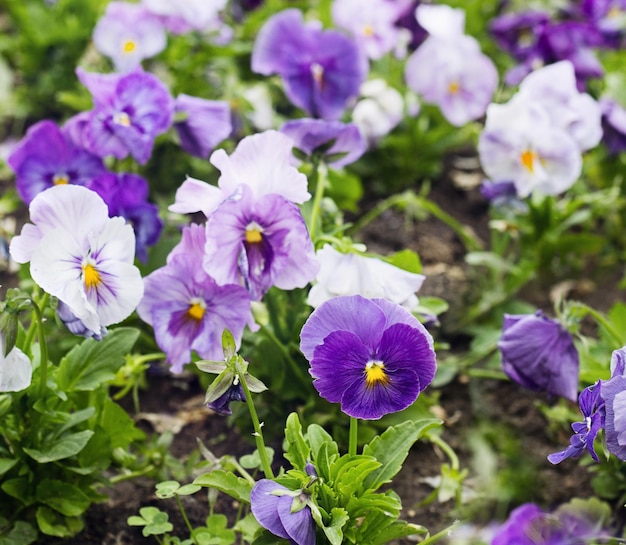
<box><xmin>53</xmin><ymin>173</ymin><xmax>69</xmax><ymax>185</ymax></box>
<box><xmin>82</xmin><ymin>261</ymin><xmax>101</xmax><ymax>291</ymax></box>
<box><xmin>122</xmin><ymin>39</ymin><xmax>137</xmax><ymax>54</ymax></box>
<box><xmin>520</xmin><ymin>149</ymin><xmax>536</xmax><ymax>172</ymax></box>
<box><xmin>364</xmin><ymin>360</ymin><xmax>390</xmax><ymax>388</ymax></box>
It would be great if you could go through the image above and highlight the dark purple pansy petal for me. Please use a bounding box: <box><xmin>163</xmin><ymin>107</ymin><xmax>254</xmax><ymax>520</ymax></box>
<box><xmin>300</xmin><ymin>295</ymin><xmax>387</xmax><ymax>361</ymax></box>
<box><xmin>207</xmin><ymin>380</ymin><xmax>246</xmax><ymax>416</ymax></box>
<box><xmin>310</xmin><ymin>329</ymin><xmax>371</xmax><ymax>403</ymax></box>
<box><xmin>498</xmin><ymin>311</ymin><xmax>579</xmax><ymax>401</ymax></box>
<box><xmin>601</xmin><ymin>374</ymin><xmax>626</xmax><ymax>460</ymax></box>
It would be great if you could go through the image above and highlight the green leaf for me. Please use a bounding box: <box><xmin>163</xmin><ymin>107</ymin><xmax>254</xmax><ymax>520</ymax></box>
<box><xmin>56</xmin><ymin>328</ymin><xmax>140</xmax><ymax>391</ymax></box>
<box><xmin>383</xmin><ymin>249</ymin><xmax>422</xmax><ymax>274</ymax></box>
<box><xmin>362</xmin><ymin>419</ymin><xmax>441</xmax><ymax>490</ymax></box>
<box><xmin>193</xmin><ymin>470</ymin><xmax>252</xmax><ymax>503</ymax></box>
<box><xmin>0</xmin><ymin>458</ymin><xmax>17</xmax><ymax>476</ymax></box>
<box><xmin>284</xmin><ymin>413</ymin><xmax>309</xmax><ymax>471</ymax></box>
<box><xmin>0</xmin><ymin>521</ymin><xmax>38</xmax><ymax>545</ymax></box>
<box><xmin>222</xmin><ymin>329</ymin><xmax>237</xmax><ymax>360</ymax></box>
<box><xmin>155</xmin><ymin>480</ymin><xmax>181</xmax><ymax>499</ymax></box>
<box><xmin>24</xmin><ymin>430</ymin><xmax>94</xmax><ymax>463</ymax></box>
<box><xmin>306</xmin><ymin>424</ymin><xmax>338</xmax><ymax>466</ymax></box>
<box><xmin>36</xmin><ymin>479</ymin><xmax>90</xmax><ymax>516</ymax></box>
<box><xmin>36</xmin><ymin>506</ymin><xmax>84</xmax><ymax>537</ymax></box>
<box><xmin>99</xmin><ymin>397</ymin><xmax>145</xmax><ymax>449</ymax></box>
<box><xmin>320</xmin><ymin>508</ymin><xmax>348</xmax><ymax>545</ymax></box>
<box><xmin>128</xmin><ymin>507</ymin><xmax>173</xmax><ymax>537</ymax></box>
<box><xmin>240</xmin><ymin>447</ymin><xmax>275</xmax><ymax>470</ymax></box>
<box><xmin>2</xmin><ymin>477</ymin><xmax>34</xmax><ymax>506</ymax></box>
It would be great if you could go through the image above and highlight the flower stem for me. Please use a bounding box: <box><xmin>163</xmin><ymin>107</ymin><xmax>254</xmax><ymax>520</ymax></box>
<box><xmin>419</xmin><ymin>520</ymin><xmax>461</xmax><ymax>545</ymax></box>
<box><xmin>235</xmin><ymin>358</ymin><xmax>274</xmax><ymax>479</ymax></box>
<box><xmin>308</xmin><ymin>161</ymin><xmax>328</xmax><ymax>240</ymax></box>
<box><xmin>348</xmin><ymin>417</ymin><xmax>358</xmax><ymax>456</ymax></box>
<box><xmin>176</xmin><ymin>495</ymin><xmax>199</xmax><ymax>545</ymax></box>
<box><xmin>584</xmin><ymin>306</ymin><xmax>624</xmax><ymax>347</ymax></box>
<box><xmin>31</xmin><ymin>297</ymin><xmax>49</xmax><ymax>399</ymax></box>
<box><xmin>428</xmin><ymin>434</ymin><xmax>459</xmax><ymax>471</ymax></box>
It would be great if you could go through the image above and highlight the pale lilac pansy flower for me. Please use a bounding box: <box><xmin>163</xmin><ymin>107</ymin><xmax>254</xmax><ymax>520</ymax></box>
<box><xmin>93</xmin><ymin>1</ymin><xmax>166</xmax><ymax>73</ymax></box>
<box><xmin>307</xmin><ymin>245</ymin><xmax>425</xmax><ymax>312</ymax></box>
<box><xmin>141</xmin><ymin>0</ymin><xmax>228</xmax><ymax>34</ymax></box>
<box><xmin>174</xmin><ymin>94</ymin><xmax>232</xmax><ymax>159</ymax></box>
<box><xmin>138</xmin><ymin>224</ymin><xmax>252</xmax><ymax>374</ymax></box>
<box><xmin>516</xmin><ymin>61</ymin><xmax>602</xmax><ymax>152</ymax></box>
<box><xmin>332</xmin><ymin>0</ymin><xmax>403</xmax><ymax>60</ymax></box>
<box><xmin>351</xmin><ymin>78</ymin><xmax>406</xmax><ymax>145</ymax></box>
<box><xmin>0</xmin><ymin>332</ymin><xmax>32</xmax><ymax>392</ymax></box>
<box><xmin>203</xmin><ymin>184</ymin><xmax>319</xmax><ymax>301</ymax></box>
<box><xmin>404</xmin><ymin>4</ymin><xmax>498</xmax><ymax>127</ymax></box>
<box><xmin>170</xmin><ymin>130</ymin><xmax>310</xmax><ymax>217</ymax></box>
<box><xmin>9</xmin><ymin>185</ymin><xmax>144</xmax><ymax>335</ymax></box>
<box><xmin>478</xmin><ymin>94</ymin><xmax>582</xmax><ymax>198</ymax></box>
<box><xmin>251</xmin><ymin>9</ymin><xmax>368</xmax><ymax>120</ymax></box>
<box><xmin>600</xmin><ymin>346</ymin><xmax>626</xmax><ymax>460</ymax></box>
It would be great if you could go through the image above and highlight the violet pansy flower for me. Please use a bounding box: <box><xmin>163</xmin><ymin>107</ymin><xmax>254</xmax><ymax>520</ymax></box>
<box><xmin>8</xmin><ymin>120</ymin><xmax>106</xmax><ymax>205</ymax></box>
<box><xmin>77</xmin><ymin>68</ymin><xmax>173</xmax><ymax>164</ymax></box>
<box><xmin>498</xmin><ymin>310</ymin><xmax>579</xmax><ymax>401</ymax></box>
<box><xmin>203</xmin><ymin>184</ymin><xmax>319</xmax><ymax>302</ymax></box>
<box><xmin>174</xmin><ymin>94</ymin><xmax>232</xmax><ymax>159</ymax></box>
<box><xmin>93</xmin><ymin>1</ymin><xmax>166</xmax><ymax>73</ymax></box>
<box><xmin>251</xmin><ymin>9</ymin><xmax>367</xmax><ymax>120</ymax></box>
<box><xmin>600</xmin><ymin>98</ymin><xmax>626</xmax><ymax>155</ymax></box>
<box><xmin>138</xmin><ymin>224</ymin><xmax>252</xmax><ymax>373</ymax></box>
<box><xmin>250</xmin><ymin>480</ymin><xmax>315</xmax><ymax>545</ymax></box>
<box><xmin>404</xmin><ymin>4</ymin><xmax>498</xmax><ymax>127</ymax></box>
<box><xmin>170</xmin><ymin>130</ymin><xmax>310</xmax><ymax>217</ymax></box>
<box><xmin>9</xmin><ymin>185</ymin><xmax>144</xmax><ymax>335</ymax></box>
<box><xmin>279</xmin><ymin>118</ymin><xmax>366</xmax><ymax>168</ymax></box>
<box><xmin>600</xmin><ymin>346</ymin><xmax>626</xmax><ymax>460</ymax></box>
<box><xmin>88</xmin><ymin>172</ymin><xmax>163</xmax><ymax>263</ymax></box>
<box><xmin>489</xmin><ymin>10</ymin><xmax>550</xmax><ymax>60</ymax></box>
<box><xmin>548</xmin><ymin>381</ymin><xmax>605</xmax><ymax>464</ymax></box>
<box><xmin>300</xmin><ymin>295</ymin><xmax>436</xmax><ymax>420</ymax></box>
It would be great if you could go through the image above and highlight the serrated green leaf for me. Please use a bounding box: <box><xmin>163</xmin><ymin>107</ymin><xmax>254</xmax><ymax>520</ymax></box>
<box><xmin>321</xmin><ymin>508</ymin><xmax>348</xmax><ymax>545</ymax></box>
<box><xmin>36</xmin><ymin>479</ymin><xmax>90</xmax><ymax>516</ymax></box>
<box><xmin>193</xmin><ymin>470</ymin><xmax>252</xmax><ymax>503</ymax></box>
<box><xmin>362</xmin><ymin>418</ymin><xmax>441</xmax><ymax>491</ymax></box>
<box><xmin>24</xmin><ymin>430</ymin><xmax>94</xmax><ymax>463</ymax></box>
<box><xmin>284</xmin><ymin>413</ymin><xmax>309</xmax><ymax>471</ymax></box>
<box><xmin>56</xmin><ymin>328</ymin><xmax>139</xmax><ymax>391</ymax></box>
<box><xmin>306</xmin><ymin>423</ymin><xmax>338</xmax><ymax>467</ymax></box>
<box><xmin>336</xmin><ymin>459</ymin><xmax>382</xmax><ymax>498</ymax></box>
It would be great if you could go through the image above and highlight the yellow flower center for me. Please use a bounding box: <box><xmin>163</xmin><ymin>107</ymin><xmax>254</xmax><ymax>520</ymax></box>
<box><xmin>311</xmin><ymin>63</ymin><xmax>325</xmax><ymax>88</ymax></box>
<box><xmin>82</xmin><ymin>262</ymin><xmax>101</xmax><ymax>291</ymax></box>
<box><xmin>363</xmin><ymin>24</ymin><xmax>375</xmax><ymax>37</ymax></box>
<box><xmin>187</xmin><ymin>300</ymin><xmax>206</xmax><ymax>321</ymax></box>
<box><xmin>520</xmin><ymin>149</ymin><xmax>536</xmax><ymax>172</ymax></box>
<box><xmin>364</xmin><ymin>360</ymin><xmax>390</xmax><ymax>388</ymax></box>
<box><xmin>245</xmin><ymin>222</ymin><xmax>264</xmax><ymax>244</ymax></box>
<box><xmin>113</xmin><ymin>112</ymin><xmax>131</xmax><ymax>127</ymax></box>
<box><xmin>448</xmin><ymin>81</ymin><xmax>460</xmax><ymax>94</ymax></box>
<box><xmin>53</xmin><ymin>173</ymin><xmax>69</xmax><ymax>185</ymax></box>
<box><xmin>122</xmin><ymin>39</ymin><xmax>137</xmax><ymax>54</ymax></box>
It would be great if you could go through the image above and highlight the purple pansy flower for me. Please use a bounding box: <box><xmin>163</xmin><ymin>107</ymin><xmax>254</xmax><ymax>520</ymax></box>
<box><xmin>137</xmin><ymin>224</ymin><xmax>252</xmax><ymax>373</ymax></box>
<box><xmin>250</xmin><ymin>480</ymin><xmax>315</xmax><ymax>545</ymax></box>
<box><xmin>600</xmin><ymin>98</ymin><xmax>626</xmax><ymax>155</ymax></box>
<box><xmin>77</xmin><ymin>68</ymin><xmax>174</xmax><ymax>164</ymax></box>
<box><xmin>93</xmin><ymin>1</ymin><xmax>166</xmax><ymax>73</ymax></box>
<box><xmin>600</xmin><ymin>347</ymin><xmax>626</xmax><ymax>460</ymax></box>
<box><xmin>174</xmin><ymin>94</ymin><xmax>232</xmax><ymax>159</ymax></box>
<box><xmin>492</xmin><ymin>502</ymin><xmax>612</xmax><ymax>545</ymax></box>
<box><xmin>498</xmin><ymin>310</ymin><xmax>579</xmax><ymax>401</ymax></box>
<box><xmin>8</xmin><ymin>120</ymin><xmax>106</xmax><ymax>205</ymax></box>
<box><xmin>548</xmin><ymin>381</ymin><xmax>605</xmax><ymax>464</ymax></box>
<box><xmin>404</xmin><ymin>5</ymin><xmax>498</xmax><ymax>126</ymax></box>
<box><xmin>142</xmin><ymin>0</ymin><xmax>228</xmax><ymax>35</ymax></box>
<box><xmin>279</xmin><ymin>118</ymin><xmax>366</xmax><ymax>168</ymax></box>
<box><xmin>251</xmin><ymin>9</ymin><xmax>368</xmax><ymax>120</ymax></box>
<box><xmin>300</xmin><ymin>295</ymin><xmax>436</xmax><ymax>420</ymax></box>
<box><xmin>203</xmin><ymin>184</ymin><xmax>319</xmax><ymax>301</ymax></box>
<box><xmin>207</xmin><ymin>378</ymin><xmax>246</xmax><ymax>416</ymax></box>
<box><xmin>489</xmin><ymin>10</ymin><xmax>550</xmax><ymax>60</ymax></box>
<box><xmin>579</xmin><ymin>0</ymin><xmax>626</xmax><ymax>45</ymax></box>
<box><xmin>88</xmin><ymin>172</ymin><xmax>163</xmax><ymax>263</ymax></box>
<box><xmin>56</xmin><ymin>300</ymin><xmax>107</xmax><ymax>341</ymax></box>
